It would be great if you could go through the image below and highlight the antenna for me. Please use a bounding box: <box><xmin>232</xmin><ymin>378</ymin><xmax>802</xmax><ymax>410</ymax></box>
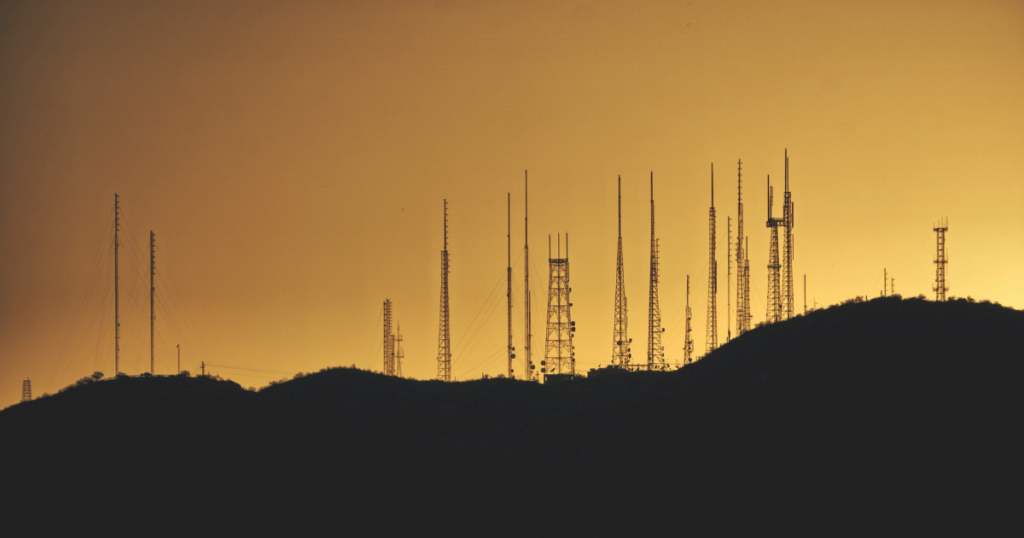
<box><xmin>934</xmin><ymin>217</ymin><xmax>949</xmax><ymax>301</ymax></box>
<box><xmin>612</xmin><ymin>175</ymin><xmax>629</xmax><ymax>368</ymax></box>
<box><xmin>647</xmin><ymin>172</ymin><xmax>664</xmax><ymax>371</ymax></box>
<box><xmin>177</xmin><ymin>344</ymin><xmax>180</xmax><ymax>375</ymax></box>
<box><xmin>114</xmin><ymin>194</ymin><xmax>120</xmax><ymax>376</ymax></box>
<box><xmin>150</xmin><ymin>230</ymin><xmax>155</xmax><ymax>375</ymax></box>
<box><xmin>736</xmin><ymin>159</ymin><xmax>750</xmax><ymax>336</ymax></box>
<box><xmin>727</xmin><ymin>216</ymin><xmax>731</xmax><ymax>343</ymax></box>
<box><xmin>436</xmin><ymin>201</ymin><xmax>452</xmax><ymax>381</ymax></box>
<box><xmin>706</xmin><ymin>165</ymin><xmax>718</xmax><ymax>355</ymax></box>
<box><xmin>545</xmin><ymin>232</ymin><xmax>572</xmax><ymax>378</ymax></box>
<box><xmin>507</xmin><ymin>192</ymin><xmax>514</xmax><ymax>379</ymax></box>
<box><xmin>803</xmin><ymin>275</ymin><xmax>807</xmax><ymax>314</ymax></box>
<box><xmin>782</xmin><ymin>150</ymin><xmax>795</xmax><ymax>320</ymax></box>
<box><xmin>396</xmin><ymin>323</ymin><xmax>404</xmax><ymax>377</ymax></box>
<box><xmin>766</xmin><ymin>174</ymin><xmax>783</xmax><ymax>323</ymax></box>
<box><xmin>384</xmin><ymin>299</ymin><xmax>395</xmax><ymax>375</ymax></box>
<box><xmin>524</xmin><ymin>171</ymin><xmax>533</xmax><ymax>381</ymax></box>
<box><xmin>22</xmin><ymin>379</ymin><xmax>31</xmax><ymax>402</ymax></box>
<box><xmin>684</xmin><ymin>276</ymin><xmax>693</xmax><ymax>364</ymax></box>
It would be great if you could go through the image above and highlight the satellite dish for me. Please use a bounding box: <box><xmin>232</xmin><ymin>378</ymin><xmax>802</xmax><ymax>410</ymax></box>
<box><xmin>511</xmin><ymin>354</ymin><xmax>516</xmax><ymax>359</ymax></box>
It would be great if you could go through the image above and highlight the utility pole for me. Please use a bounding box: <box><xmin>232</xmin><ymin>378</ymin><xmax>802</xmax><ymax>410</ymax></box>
<box><xmin>706</xmin><ymin>165</ymin><xmax>718</xmax><ymax>355</ymax></box>
<box><xmin>612</xmin><ymin>176</ymin><xmax>629</xmax><ymax>368</ymax></box>
<box><xmin>150</xmin><ymin>230</ymin><xmax>155</xmax><ymax>375</ymax></box>
<box><xmin>436</xmin><ymin>201</ymin><xmax>452</xmax><ymax>382</ymax></box>
<box><xmin>647</xmin><ymin>173</ymin><xmax>664</xmax><ymax>371</ymax></box>
<box><xmin>934</xmin><ymin>218</ymin><xmax>949</xmax><ymax>301</ymax></box>
<box><xmin>524</xmin><ymin>172</ymin><xmax>534</xmax><ymax>381</ymax></box>
<box><xmin>507</xmin><ymin>193</ymin><xmax>514</xmax><ymax>379</ymax></box>
<box><xmin>114</xmin><ymin>194</ymin><xmax>120</xmax><ymax>376</ymax></box>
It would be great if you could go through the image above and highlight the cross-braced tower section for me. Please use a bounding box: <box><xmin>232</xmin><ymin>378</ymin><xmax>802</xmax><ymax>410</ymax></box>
<box><xmin>706</xmin><ymin>166</ymin><xmax>718</xmax><ymax>355</ymax></box>
<box><xmin>782</xmin><ymin>150</ymin><xmax>795</xmax><ymax>320</ymax></box>
<box><xmin>436</xmin><ymin>201</ymin><xmax>452</xmax><ymax>382</ymax></box>
<box><xmin>395</xmin><ymin>323</ymin><xmax>404</xmax><ymax>378</ymax></box>
<box><xmin>934</xmin><ymin>218</ymin><xmax>948</xmax><ymax>301</ymax></box>
<box><xmin>684</xmin><ymin>276</ymin><xmax>693</xmax><ymax>365</ymax></box>
<box><xmin>766</xmin><ymin>176</ymin><xmax>783</xmax><ymax>324</ymax></box>
<box><xmin>647</xmin><ymin>173</ymin><xmax>665</xmax><ymax>371</ymax></box>
<box><xmin>612</xmin><ymin>176</ymin><xmax>630</xmax><ymax>368</ymax></box>
<box><xmin>545</xmin><ymin>234</ymin><xmax>573</xmax><ymax>377</ymax></box>
<box><xmin>524</xmin><ymin>172</ymin><xmax>535</xmax><ymax>381</ymax></box>
<box><xmin>22</xmin><ymin>379</ymin><xmax>31</xmax><ymax>402</ymax></box>
<box><xmin>383</xmin><ymin>299</ymin><xmax>396</xmax><ymax>376</ymax></box>
<box><xmin>736</xmin><ymin>159</ymin><xmax>751</xmax><ymax>335</ymax></box>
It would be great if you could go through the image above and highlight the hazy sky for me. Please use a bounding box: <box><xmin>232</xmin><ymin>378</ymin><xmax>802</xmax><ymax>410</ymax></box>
<box><xmin>2</xmin><ymin>0</ymin><xmax>1022</xmax><ymax>407</ymax></box>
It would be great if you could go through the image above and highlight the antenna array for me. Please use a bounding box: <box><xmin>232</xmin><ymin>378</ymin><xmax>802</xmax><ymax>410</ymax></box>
<box><xmin>934</xmin><ymin>218</ymin><xmax>949</xmax><ymax>301</ymax></box>
<box><xmin>612</xmin><ymin>176</ymin><xmax>630</xmax><ymax>368</ymax></box>
<box><xmin>436</xmin><ymin>201</ymin><xmax>452</xmax><ymax>382</ymax></box>
<box><xmin>706</xmin><ymin>165</ymin><xmax>718</xmax><ymax>355</ymax></box>
<box><xmin>647</xmin><ymin>173</ymin><xmax>665</xmax><ymax>370</ymax></box>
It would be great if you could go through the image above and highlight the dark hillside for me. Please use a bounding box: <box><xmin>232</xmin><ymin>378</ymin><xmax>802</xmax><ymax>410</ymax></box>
<box><xmin>2</xmin><ymin>297</ymin><xmax>1022</xmax><ymax>533</ymax></box>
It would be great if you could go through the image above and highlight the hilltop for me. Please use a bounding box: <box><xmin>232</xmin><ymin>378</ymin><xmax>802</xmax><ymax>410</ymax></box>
<box><xmin>2</xmin><ymin>297</ymin><xmax>1021</xmax><ymax>533</ymax></box>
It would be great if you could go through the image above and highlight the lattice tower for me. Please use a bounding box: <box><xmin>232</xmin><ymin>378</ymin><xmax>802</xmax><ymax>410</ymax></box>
<box><xmin>507</xmin><ymin>193</ymin><xmax>514</xmax><ymax>379</ymax></box>
<box><xmin>727</xmin><ymin>216</ymin><xmax>731</xmax><ymax>343</ymax></box>
<box><xmin>706</xmin><ymin>166</ymin><xmax>718</xmax><ymax>355</ymax></box>
<box><xmin>436</xmin><ymin>201</ymin><xmax>452</xmax><ymax>381</ymax></box>
<box><xmin>545</xmin><ymin>234</ymin><xmax>573</xmax><ymax>377</ymax></box>
<box><xmin>114</xmin><ymin>194</ymin><xmax>120</xmax><ymax>375</ymax></box>
<box><xmin>384</xmin><ymin>299</ymin><xmax>395</xmax><ymax>375</ymax></box>
<box><xmin>22</xmin><ymin>379</ymin><xmax>31</xmax><ymax>402</ymax></box>
<box><xmin>782</xmin><ymin>150</ymin><xmax>795</xmax><ymax>320</ymax></box>
<box><xmin>743</xmin><ymin>237</ymin><xmax>751</xmax><ymax>329</ymax></box>
<box><xmin>736</xmin><ymin>160</ymin><xmax>750</xmax><ymax>335</ymax></box>
<box><xmin>766</xmin><ymin>177</ymin><xmax>783</xmax><ymax>324</ymax></box>
<box><xmin>396</xmin><ymin>323</ymin><xmax>404</xmax><ymax>377</ymax></box>
<box><xmin>647</xmin><ymin>174</ymin><xmax>665</xmax><ymax>370</ymax></box>
<box><xmin>934</xmin><ymin>218</ymin><xmax>948</xmax><ymax>301</ymax></box>
<box><xmin>150</xmin><ymin>230</ymin><xmax>155</xmax><ymax>375</ymax></box>
<box><xmin>612</xmin><ymin>176</ymin><xmax>630</xmax><ymax>368</ymax></box>
<box><xmin>684</xmin><ymin>276</ymin><xmax>693</xmax><ymax>364</ymax></box>
<box><xmin>524</xmin><ymin>172</ymin><xmax>534</xmax><ymax>381</ymax></box>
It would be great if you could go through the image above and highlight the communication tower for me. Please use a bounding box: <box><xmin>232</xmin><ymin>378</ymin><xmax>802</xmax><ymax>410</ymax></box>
<box><xmin>727</xmin><ymin>216</ymin><xmax>731</xmax><ymax>343</ymax></box>
<box><xmin>743</xmin><ymin>237</ymin><xmax>750</xmax><ymax>327</ymax></box>
<box><xmin>22</xmin><ymin>379</ymin><xmax>31</xmax><ymax>402</ymax></box>
<box><xmin>934</xmin><ymin>218</ymin><xmax>948</xmax><ymax>301</ymax></box>
<box><xmin>612</xmin><ymin>176</ymin><xmax>630</xmax><ymax>368</ymax></box>
<box><xmin>507</xmin><ymin>193</ymin><xmax>515</xmax><ymax>379</ymax></box>
<box><xmin>150</xmin><ymin>231</ymin><xmax>155</xmax><ymax>375</ymax></box>
<box><xmin>647</xmin><ymin>173</ymin><xmax>665</xmax><ymax>370</ymax></box>
<box><xmin>782</xmin><ymin>150</ymin><xmax>796</xmax><ymax>320</ymax></box>
<box><xmin>384</xmin><ymin>299</ymin><xmax>396</xmax><ymax>375</ymax></box>
<box><xmin>706</xmin><ymin>166</ymin><xmax>718</xmax><ymax>355</ymax></box>
<box><xmin>396</xmin><ymin>323</ymin><xmax>404</xmax><ymax>378</ymax></box>
<box><xmin>684</xmin><ymin>276</ymin><xmax>693</xmax><ymax>364</ymax></box>
<box><xmin>766</xmin><ymin>175</ymin><xmax>783</xmax><ymax>323</ymax></box>
<box><xmin>736</xmin><ymin>160</ymin><xmax>751</xmax><ymax>335</ymax></box>
<box><xmin>436</xmin><ymin>201</ymin><xmax>452</xmax><ymax>381</ymax></box>
<box><xmin>524</xmin><ymin>172</ymin><xmax>535</xmax><ymax>381</ymax></box>
<box><xmin>544</xmin><ymin>234</ymin><xmax>573</xmax><ymax>377</ymax></box>
<box><xmin>114</xmin><ymin>194</ymin><xmax>120</xmax><ymax>376</ymax></box>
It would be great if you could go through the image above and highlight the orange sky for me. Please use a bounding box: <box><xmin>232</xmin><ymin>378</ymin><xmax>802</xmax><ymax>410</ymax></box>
<box><xmin>2</xmin><ymin>0</ymin><xmax>1022</xmax><ymax>407</ymax></box>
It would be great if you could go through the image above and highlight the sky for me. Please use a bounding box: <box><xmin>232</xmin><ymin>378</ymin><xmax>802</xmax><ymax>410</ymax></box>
<box><xmin>1</xmin><ymin>0</ymin><xmax>1022</xmax><ymax>407</ymax></box>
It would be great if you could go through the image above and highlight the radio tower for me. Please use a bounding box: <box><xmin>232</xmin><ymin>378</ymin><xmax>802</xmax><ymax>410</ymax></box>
<box><xmin>647</xmin><ymin>173</ymin><xmax>665</xmax><ymax>371</ymax></box>
<box><xmin>934</xmin><ymin>218</ymin><xmax>949</xmax><ymax>301</ymax></box>
<box><xmin>743</xmin><ymin>237</ymin><xmax>750</xmax><ymax>328</ymax></box>
<box><xmin>524</xmin><ymin>172</ymin><xmax>534</xmax><ymax>381</ymax></box>
<box><xmin>436</xmin><ymin>201</ymin><xmax>452</xmax><ymax>382</ymax></box>
<box><xmin>22</xmin><ymin>379</ymin><xmax>31</xmax><ymax>402</ymax></box>
<box><xmin>384</xmin><ymin>299</ymin><xmax>395</xmax><ymax>375</ymax></box>
<box><xmin>735</xmin><ymin>160</ymin><xmax>750</xmax><ymax>335</ymax></box>
<box><xmin>782</xmin><ymin>150</ymin><xmax>795</xmax><ymax>320</ymax></box>
<box><xmin>766</xmin><ymin>175</ymin><xmax>783</xmax><ymax>324</ymax></box>
<box><xmin>684</xmin><ymin>276</ymin><xmax>693</xmax><ymax>364</ymax></box>
<box><xmin>150</xmin><ymin>231</ymin><xmax>155</xmax><ymax>375</ymax></box>
<box><xmin>396</xmin><ymin>323</ymin><xmax>404</xmax><ymax>377</ymax></box>
<box><xmin>612</xmin><ymin>176</ymin><xmax>630</xmax><ymax>368</ymax></box>
<box><xmin>545</xmin><ymin>234</ymin><xmax>573</xmax><ymax>377</ymax></box>
<box><xmin>727</xmin><ymin>216</ymin><xmax>731</xmax><ymax>343</ymax></box>
<box><xmin>706</xmin><ymin>165</ymin><xmax>718</xmax><ymax>355</ymax></box>
<box><xmin>114</xmin><ymin>194</ymin><xmax>120</xmax><ymax>376</ymax></box>
<box><xmin>507</xmin><ymin>193</ymin><xmax>515</xmax><ymax>379</ymax></box>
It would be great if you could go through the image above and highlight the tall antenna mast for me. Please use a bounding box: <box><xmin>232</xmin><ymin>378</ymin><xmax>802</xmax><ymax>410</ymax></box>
<box><xmin>436</xmin><ymin>201</ymin><xmax>452</xmax><ymax>381</ymax></box>
<box><xmin>684</xmin><ymin>275</ymin><xmax>693</xmax><ymax>364</ymax></box>
<box><xmin>803</xmin><ymin>275</ymin><xmax>807</xmax><ymax>314</ymax></box>
<box><xmin>727</xmin><ymin>216</ymin><xmax>731</xmax><ymax>343</ymax></box>
<box><xmin>524</xmin><ymin>172</ymin><xmax>533</xmax><ymax>381</ymax></box>
<box><xmin>612</xmin><ymin>176</ymin><xmax>629</xmax><ymax>368</ymax></box>
<box><xmin>384</xmin><ymin>299</ymin><xmax>395</xmax><ymax>375</ymax></box>
<box><xmin>114</xmin><ymin>194</ymin><xmax>120</xmax><ymax>376</ymax></box>
<box><xmin>706</xmin><ymin>165</ymin><xmax>718</xmax><ymax>355</ymax></box>
<box><xmin>396</xmin><ymin>323</ymin><xmax>404</xmax><ymax>377</ymax></box>
<box><xmin>647</xmin><ymin>172</ymin><xmax>664</xmax><ymax>370</ymax></box>
<box><xmin>736</xmin><ymin>160</ymin><xmax>750</xmax><ymax>335</ymax></box>
<box><xmin>150</xmin><ymin>230</ymin><xmax>155</xmax><ymax>375</ymax></box>
<box><xmin>545</xmin><ymin>233</ymin><xmax>572</xmax><ymax>378</ymax></box>
<box><xmin>934</xmin><ymin>217</ymin><xmax>949</xmax><ymax>301</ymax></box>
<box><xmin>507</xmin><ymin>193</ymin><xmax>514</xmax><ymax>379</ymax></box>
<box><xmin>783</xmin><ymin>150</ymin><xmax>795</xmax><ymax>320</ymax></box>
<box><xmin>177</xmin><ymin>344</ymin><xmax>180</xmax><ymax>375</ymax></box>
<box><xmin>766</xmin><ymin>175</ymin><xmax>783</xmax><ymax>323</ymax></box>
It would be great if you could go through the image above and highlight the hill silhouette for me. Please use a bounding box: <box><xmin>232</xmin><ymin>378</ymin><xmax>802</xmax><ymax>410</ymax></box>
<box><xmin>2</xmin><ymin>296</ymin><xmax>1021</xmax><ymax>533</ymax></box>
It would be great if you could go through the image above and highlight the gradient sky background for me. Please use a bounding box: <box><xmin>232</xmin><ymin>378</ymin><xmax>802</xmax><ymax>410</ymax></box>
<box><xmin>2</xmin><ymin>0</ymin><xmax>1022</xmax><ymax>407</ymax></box>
